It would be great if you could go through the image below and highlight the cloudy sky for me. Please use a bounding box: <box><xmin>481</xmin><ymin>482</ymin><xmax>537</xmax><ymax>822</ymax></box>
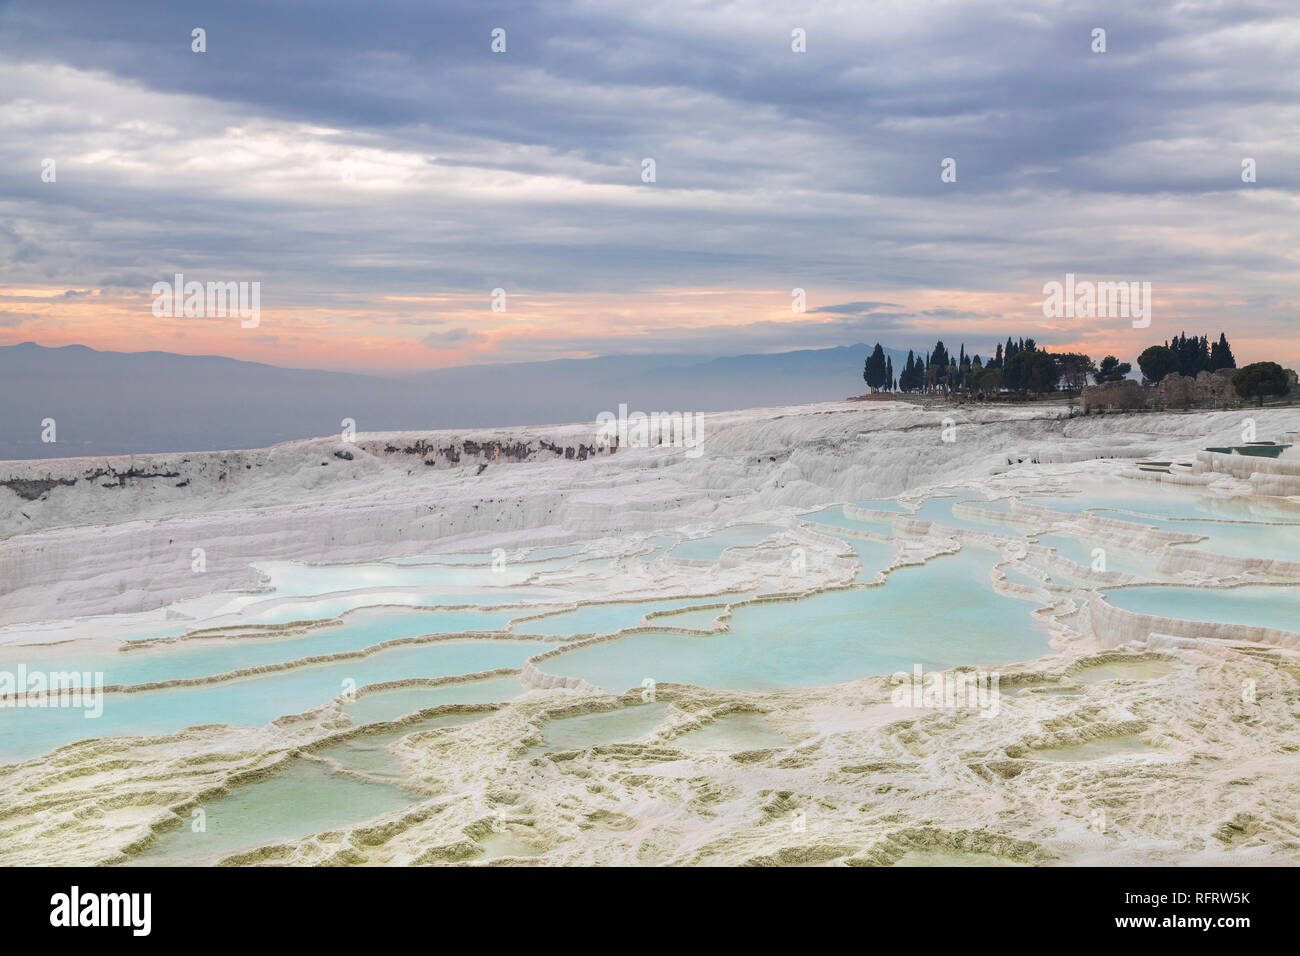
<box><xmin>0</xmin><ymin>0</ymin><xmax>1296</xmax><ymax>371</ymax></box>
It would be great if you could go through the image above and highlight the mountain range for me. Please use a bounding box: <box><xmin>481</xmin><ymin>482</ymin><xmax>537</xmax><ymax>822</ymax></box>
<box><xmin>0</xmin><ymin>342</ymin><xmax>913</xmax><ymax>459</ymax></box>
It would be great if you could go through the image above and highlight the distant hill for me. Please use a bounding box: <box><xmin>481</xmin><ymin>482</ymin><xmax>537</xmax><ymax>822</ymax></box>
<box><xmin>0</xmin><ymin>341</ymin><xmax>912</xmax><ymax>459</ymax></box>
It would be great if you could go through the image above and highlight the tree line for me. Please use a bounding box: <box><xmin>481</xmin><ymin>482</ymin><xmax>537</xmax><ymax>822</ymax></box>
<box><xmin>864</xmin><ymin>338</ymin><xmax>1080</xmax><ymax>396</ymax></box>
<box><xmin>1135</xmin><ymin>332</ymin><xmax>1234</xmax><ymax>382</ymax></box>
<box><xmin>862</xmin><ymin>331</ymin><xmax>1292</xmax><ymax>405</ymax></box>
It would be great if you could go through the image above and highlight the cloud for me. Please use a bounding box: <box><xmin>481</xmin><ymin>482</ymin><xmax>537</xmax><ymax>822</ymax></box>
<box><xmin>809</xmin><ymin>301</ymin><xmax>904</xmax><ymax>316</ymax></box>
<box><xmin>422</xmin><ymin>328</ymin><xmax>488</xmax><ymax>348</ymax></box>
<box><xmin>0</xmin><ymin>0</ymin><xmax>1295</xmax><ymax>367</ymax></box>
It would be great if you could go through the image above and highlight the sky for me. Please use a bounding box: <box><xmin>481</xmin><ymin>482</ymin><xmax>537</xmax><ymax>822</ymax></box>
<box><xmin>0</xmin><ymin>0</ymin><xmax>1297</xmax><ymax>372</ymax></box>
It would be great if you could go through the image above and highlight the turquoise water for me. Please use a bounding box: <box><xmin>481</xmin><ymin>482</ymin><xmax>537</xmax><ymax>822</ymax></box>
<box><xmin>344</xmin><ymin>676</ymin><xmax>525</xmax><ymax>724</ymax></box>
<box><xmin>651</xmin><ymin>606</ymin><xmax>726</xmax><ymax>630</ymax></box>
<box><xmin>547</xmin><ymin>547</ymin><xmax>1049</xmax><ymax>693</ymax></box>
<box><xmin>675</xmin><ymin>713</ymin><xmax>789</xmax><ymax>750</ymax></box>
<box><xmin>0</xmin><ymin>640</ymin><xmax>553</xmax><ymax>764</ymax></box>
<box><xmin>318</xmin><ymin>712</ymin><xmax>485</xmax><ymax>778</ymax></box>
<box><xmin>1173</xmin><ymin>521</ymin><xmax>1300</xmax><ymax>563</ymax></box>
<box><xmin>127</xmin><ymin>759</ymin><xmax>421</xmax><ymax>865</ymax></box>
<box><xmin>854</xmin><ymin>498</ymin><xmax>912</xmax><ymax>513</ymax></box>
<box><xmin>1025</xmin><ymin>481</ymin><xmax>1300</xmax><ymax>524</ymax></box>
<box><xmin>31</xmin><ymin>480</ymin><xmax>1297</xmax><ymax>825</ymax></box>
<box><xmin>802</xmin><ymin>506</ymin><xmax>895</xmax><ymax>537</ymax></box>
<box><xmin>1104</xmin><ymin>585</ymin><xmax>1300</xmax><ymax>636</ymax></box>
<box><xmin>821</xmin><ymin>534</ymin><xmax>898</xmax><ymax>582</ymax></box>
<box><xmin>1034</xmin><ymin>535</ymin><xmax>1152</xmax><ymax>576</ymax></box>
<box><xmin>512</xmin><ymin>598</ymin><xmax>715</xmax><ymax>637</ymax></box>
<box><xmin>637</xmin><ymin>536</ymin><xmax>678</xmax><ymax>561</ymax></box>
<box><xmin>1092</xmin><ymin>513</ymin><xmax>1300</xmax><ymax>563</ymax></box>
<box><xmin>534</xmin><ymin>702</ymin><xmax>669</xmax><ymax>752</ymax></box>
<box><xmin>671</xmin><ymin>525</ymin><xmax>780</xmax><ymax>560</ymax></box>
<box><xmin>1026</xmin><ymin>485</ymin><xmax>1213</xmax><ymax>519</ymax></box>
<box><xmin>43</xmin><ymin>609</ymin><xmax>522</xmax><ymax>688</ymax></box>
<box><xmin>1002</xmin><ymin>566</ymin><xmax>1047</xmax><ymax>588</ymax></box>
<box><xmin>956</xmin><ymin>503</ymin><xmax>1024</xmax><ymax>528</ymax></box>
<box><xmin>41</xmin><ymin>480</ymin><xmax>1300</xmax><ymax>870</ymax></box>
<box><xmin>906</xmin><ymin>496</ymin><xmax>1013</xmax><ymax>532</ymax></box>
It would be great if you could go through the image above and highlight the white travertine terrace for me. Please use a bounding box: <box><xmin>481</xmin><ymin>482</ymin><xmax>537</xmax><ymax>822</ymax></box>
<box><xmin>1</xmin><ymin>400</ymin><xmax>1299</xmax><ymax>866</ymax></box>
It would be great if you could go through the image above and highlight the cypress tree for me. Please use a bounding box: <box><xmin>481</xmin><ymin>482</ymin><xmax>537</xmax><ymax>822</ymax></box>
<box><xmin>863</xmin><ymin>343</ymin><xmax>889</xmax><ymax>392</ymax></box>
<box><xmin>1211</xmin><ymin>333</ymin><xmax>1236</xmax><ymax>371</ymax></box>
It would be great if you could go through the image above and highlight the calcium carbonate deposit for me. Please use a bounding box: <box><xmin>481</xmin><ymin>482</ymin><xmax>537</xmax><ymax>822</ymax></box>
<box><xmin>2</xmin><ymin>400</ymin><xmax>1299</xmax><ymax>866</ymax></box>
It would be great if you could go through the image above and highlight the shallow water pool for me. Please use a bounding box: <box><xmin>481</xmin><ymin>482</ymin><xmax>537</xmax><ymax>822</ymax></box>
<box><xmin>675</xmin><ymin>713</ymin><xmax>789</xmax><ymax>751</ymax></box>
<box><xmin>906</xmin><ymin>496</ymin><xmax>1016</xmax><ymax>532</ymax></box>
<box><xmin>125</xmin><ymin>758</ymin><xmax>421</xmax><ymax>865</ymax></box>
<box><xmin>801</xmin><ymin>506</ymin><xmax>894</xmax><ymax>537</ymax></box>
<box><xmin>650</xmin><ymin>605</ymin><xmax>727</xmax><ymax>630</ymax></box>
<box><xmin>534</xmin><ymin>702</ymin><xmax>670</xmax><ymax>753</ymax></box>
<box><xmin>27</xmin><ymin>608</ymin><xmax>524</xmax><ymax>689</ymax></box>
<box><xmin>547</xmin><ymin>547</ymin><xmax>1050</xmax><ymax>693</ymax></box>
<box><xmin>670</xmin><ymin>525</ymin><xmax>781</xmax><ymax>561</ymax></box>
<box><xmin>317</xmin><ymin>712</ymin><xmax>485</xmax><ymax>778</ymax></box>
<box><xmin>343</xmin><ymin>676</ymin><xmax>526</xmax><ymax>725</ymax></box>
<box><xmin>1103</xmin><ymin>584</ymin><xmax>1300</xmax><ymax>636</ymax></box>
<box><xmin>1025</xmin><ymin>480</ymin><xmax>1300</xmax><ymax>525</ymax></box>
<box><xmin>513</xmin><ymin>598</ymin><xmax>720</xmax><ymax>637</ymax></box>
<box><xmin>1095</xmin><ymin>513</ymin><xmax>1300</xmax><ymax>563</ymax></box>
<box><xmin>1033</xmin><ymin>535</ymin><xmax>1153</xmax><ymax>577</ymax></box>
<box><xmin>0</xmin><ymin>639</ymin><xmax>554</xmax><ymax>764</ymax></box>
<box><xmin>818</xmin><ymin>533</ymin><xmax>898</xmax><ymax>583</ymax></box>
